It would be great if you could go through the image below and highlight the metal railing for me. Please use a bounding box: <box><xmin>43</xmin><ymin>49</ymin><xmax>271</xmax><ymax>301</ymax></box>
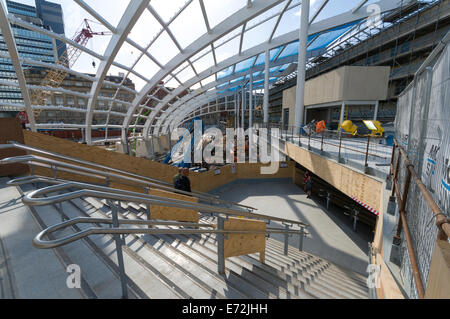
<box><xmin>2</xmin><ymin>150</ymin><xmax>310</xmax><ymax>298</ymax></box>
<box><xmin>255</xmin><ymin>123</ymin><xmax>392</xmax><ymax>176</ymax></box>
<box><xmin>0</xmin><ymin>141</ymin><xmax>255</xmax><ymax>211</ymax></box>
<box><xmin>388</xmin><ymin>139</ymin><xmax>450</xmax><ymax>299</ymax></box>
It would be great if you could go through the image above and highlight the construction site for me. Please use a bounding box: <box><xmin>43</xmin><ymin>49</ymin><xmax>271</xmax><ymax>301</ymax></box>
<box><xmin>0</xmin><ymin>0</ymin><xmax>449</xmax><ymax>302</ymax></box>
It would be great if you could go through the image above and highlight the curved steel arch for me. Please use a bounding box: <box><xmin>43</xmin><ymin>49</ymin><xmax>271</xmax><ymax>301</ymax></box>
<box><xmin>121</xmin><ymin>0</ymin><xmax>285</xmax><ymax>149</ymax></box>
<box><xmin>85</xmin><ymin>0</ymin><xmax>150</xmax><ymax>144</ymax></box>
<box><xmin>0</xmin><ymin>0</ymin><xmax>411</xmax><ymax>142</ymax></box>
<box><xmin>160</xmin><ymin>68</ymin><xmax>282</xmax><ymax>134</ymax></box>
<box><xmin>141</xmin><ymin>0</ymin><xmax>402</xmax><ymax>139</ymax></box>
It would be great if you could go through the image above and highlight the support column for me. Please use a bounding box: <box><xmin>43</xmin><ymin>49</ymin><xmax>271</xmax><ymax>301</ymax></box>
<box><xmin>373</xmin><ymin>101</ymin><xmax>379</xmax><ymax>121</ymax></box>
<box><xmin>234</xmin><ymin>93</ymin><xmax>237</xmax><ymax>129</ymax></box>
<box><xmin>242</xmin><ymin>86</ymin><xmax>245</xmax><ymax>130</ymax></box>
<box><xmin>264</xmin><ymin>49</ymin><xmax>270</xmax><ymax>124</ymax></box>
<box><xmin>249</xmin><ymin>73</ymin><xmax>254</xmax><ymax>160</ymax></box>
<box><xmin>249</xmin><ymin>73</ymin><xmax>253</xmax><ymax>130</ymax></box>
<box><xmin>294</xmin><ymin>0</ymin><xmax>310</xmax><ymax>131</ymax></box>
<box><xmin>339</xmin><ymin>101</ymin><xmax>346</xmax><ymax>131</ymax></box>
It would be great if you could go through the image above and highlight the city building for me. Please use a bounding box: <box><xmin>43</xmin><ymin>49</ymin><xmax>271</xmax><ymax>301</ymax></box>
<box><xmin>0</xmin><ymin>0</ymin><xmax>55</xmax><ymax>113</ymax></box>
<box><xmin>269</xmin><ymin>0</ymin><xmax>450</xmax><ymax>127</ymax></box>
<box><xmin>34</xmin><ymin>0</ymin><xmax>67</xmax><ymax>59</ymax></box>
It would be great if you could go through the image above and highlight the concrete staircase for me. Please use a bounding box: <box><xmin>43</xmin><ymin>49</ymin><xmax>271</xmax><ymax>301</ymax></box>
<box><xmin>0</xmin><ymin>178</ymin><xmax>369</xmax><ymax>299</ymax></box>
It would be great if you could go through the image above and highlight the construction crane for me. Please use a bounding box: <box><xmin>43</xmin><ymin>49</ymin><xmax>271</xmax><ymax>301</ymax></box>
<box><xmin>29</xmin><ymin>19</ymin><xmax>111</xmax><ymax>119</ymax></box>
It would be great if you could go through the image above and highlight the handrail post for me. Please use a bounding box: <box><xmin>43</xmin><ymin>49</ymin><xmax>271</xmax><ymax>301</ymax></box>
<box><xmin>298</xmin><ymin>227</ymin><xmax>304</xmax><ymax>251</ymax></box>
<box><xmin>338</xmin><ymin>131</ymin><xmax>343</xmax><ymax>163</ymax></box>
<box><xmin>391</xmin><ymin>147</ymin><xmax>401</xmax><ymax>200</ymax></box>
<box><xmin>394</xmin><ymin>167</ymin><xmax>412</xmax><ymax>241</ymax></box>
<box><xmin>352</xmin><ymin>209</ymin><xmax>359</xmax><ymax>232</ymax></box>
<box><xmin>217</xmin><ymin>216</ymin><xmax>225</xmax><ymax>274</ymax></box>
<box><xmin>308</xmin><ymin>132</ymin><xmax>311</xmax><ymax>150</ymax></box>
<box><xmin>389</xmin><ymin>143</ymin><xmax>397</xmax><ymax>176</ymax></box>
<box><xmin>326</xmin><ymin>192</ymin><xmax>331</xmax><ymax>211</ymax></box>
<box><xmin>109</xmin><ymin>200</ymin><xmax>128</xmax><ymax>299</ymax></box>
<box><xmin>51</xmin><ymin>164</ymin><xmax>57</xmax><ymax>179</ymax></box>
<box><xmin>283</xmin><ymin>224</ymin><xmax>289</xmax><ymax>256</ymax></box>
<box><xmin>364</xmin><ymin>135</ymin><xmax>371</xmax><ymax>171</ymax></box>
<box><xmin>321</xmin><ymin>131</ymin><xmax>324</xmax><ymax>153</ymax></box>
<box><xmin>144</xmin><ymin>186</ymin><xmax>151</xmax><ymax>229</ymax></box>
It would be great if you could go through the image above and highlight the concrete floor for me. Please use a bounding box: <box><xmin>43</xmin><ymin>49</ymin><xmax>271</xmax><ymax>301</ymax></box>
<box><xmin>211</xmin><ymin>178</ymin><xmax>372</xmax><ymax>275</ymax></box>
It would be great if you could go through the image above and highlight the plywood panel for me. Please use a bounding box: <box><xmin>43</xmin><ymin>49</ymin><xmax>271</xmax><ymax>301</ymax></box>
<box><xmin>284</xmin><ymin>141</ymin><xmax>383</xmax><ymax>212</ymax></box>
<box><xmin>223</xmin><ymin>217</ymin><xmax>266</xmax><ymax>262</ymax></box>
<box><xmin>0</xmin><ymin>118</ymin><xmax>28</xmax><ymax>177</ymax></box>
<box><xmin>22</xmin><ymin>131</ymin><xmax>295</xmax><ymax>217</ymax></box>
<box><xmin>425</xmin><ymin>240</ymin><xmax>450</xmax><ymax>299</ymax></box>
<box><xmin>284</xmin><ymin>66</ymin><xmax>391</xmax><ymax>109</ymax></box>
<box><xmin>23</xmin><ymin>131</ymin><xmax>198</xmax><ymax>223</ymax></box>
<box><xmin>375</xmin><ymin>253</ymin><xmax>404</xmax><ymax>299</ymax></box>
<box><xmin>23</xmin><ymin>130</ymin><xmax>178</xmax><ymax>184</ymax></box>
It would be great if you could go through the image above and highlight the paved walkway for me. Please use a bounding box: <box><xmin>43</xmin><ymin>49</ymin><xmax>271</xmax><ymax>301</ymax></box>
<box><xmin>212</xmin><ymin>179</ymin><xmax>372</xmax><ymax>275</ymax></box>
<box><xmin>272</xmin><ymin>133</ymin><xmax>392</xmax><ymax>176</ymax></box>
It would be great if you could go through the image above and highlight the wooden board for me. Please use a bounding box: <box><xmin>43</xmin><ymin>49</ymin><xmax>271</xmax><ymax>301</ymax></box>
<box><xmin>375</xmin><ymin>253</ymin><xmax>404</xmax><ymax>299</ymax></box>
<box><xmin>23</xmin><ymin>131</ymin><xmax>198</xmax><ymax>223</ymax></box>
<box><xmin>425</xmin><ymin>240</ymin><xmax>450</xmax><ymax>299</ymax></box>
<box><xmin>0</xmin><ymin>118</ymin><xmax>28</xmax><ymax>177</ymax></box>
<box><xmin>285</xmin><ymin>142</ymin><xmax>383</xmax><ymax>212</ymax></box>
<box><xmin>223</xmin><ymin>217</ymin><xmax>266</xmax><ymax>262</ymax></box>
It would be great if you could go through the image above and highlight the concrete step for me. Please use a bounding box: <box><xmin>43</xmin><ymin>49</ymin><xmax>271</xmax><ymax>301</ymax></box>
<box><xmin>160</xmin><ymin>229</ymin><xmax>319</xmax><ymax>299</ymax></box>
<box><xmin>259</xmin><ymin>243</ymin><xmax>368</xmax><ymax>297</ymax></box>
<box><xmin>0</xmin><ymin>181</ymin><xmax>83</xmax><ymax>299</ymax></box>
<box><xmin>75</xmin><ymin>196</ymin><xmax>217</xmax><ymax>299</ymax></box>
<box><xmin>84</xmin><ymin>196</ymin><xmax>302</xmax><ymax>299</ymax></box>
<box><xmin>268</xmin><ymin>238</ymin><xmax>368</xmax><ymax>287</ymax></box>
<box><xmin>79</xmin><ymin>196</ymin><xmax>231</xmax><ymax>299</ymax></box>
<box><xmin>66</xmin><ymin>197</ymin><xmax>185</xmax><ymax>299</ymax></box>
<box><xmin>18</xmin><ymin>184</ymin><xmax>139</xmax><ymax>299</ymax></box>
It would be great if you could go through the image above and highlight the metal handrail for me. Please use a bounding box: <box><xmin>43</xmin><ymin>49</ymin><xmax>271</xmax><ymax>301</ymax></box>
<box><xmin>0</xmin><ymin>143</ymin><xmax>256</xmax><ymax>211</ymax></box>
<box><xmin>390</xmin><ymin>139</ymin><xmax>450</xmax><ymax>299</ymax></box>
<box><xmin>6</xmin><ymin>170</ymin><xmax>309</xmax><ymax>298</ymax></box>
<box><xmin>32</xmin><ymin>217</ymin><xmax>303</xmax><ymax>249</ymax></box>
<box><xmin>16</xmin><ymin>176</ymin><xmax>308</xmax><ymax>228</ymax></box>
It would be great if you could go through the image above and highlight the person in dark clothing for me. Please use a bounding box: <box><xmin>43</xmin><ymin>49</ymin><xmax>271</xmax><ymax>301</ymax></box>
<box><xmin>305</xmin><ymin>176</ymin><xmax>313</xmax><ymax>199</ymax></box>
<box><xmin>303</xmin><ymin>170</ymin><xmax>310</xmax><ymax>192</ymax></box>
<box><xmin>174</xmin><ymin>167</ymin><xmax>191</xmax><ymax>193</ymax></box>
<box><xmin>173</xmin><ymin>168</ymin><xmax>183</xmax><ymax>186</ymax></box>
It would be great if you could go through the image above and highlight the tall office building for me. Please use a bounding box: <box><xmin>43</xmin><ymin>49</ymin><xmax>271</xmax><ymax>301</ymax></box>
<box><xmin>0</xmin><ymin>0</ymin><xmax>56</xmax><ymax>113</ymax></box>
<box><xmin>35</xmin><ymin>0</ymin><xmax>67</xmax><ymax>59</ymax></box>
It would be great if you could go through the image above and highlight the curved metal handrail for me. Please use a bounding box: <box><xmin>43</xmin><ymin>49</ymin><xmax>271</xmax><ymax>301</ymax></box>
<box><xmin>0</xmin><ymin>148</ymin><xmax>255</xmax><ymax>211</ymax></box>
<box><xmin>16</xmin><ymin>176</ymin><xmax>308</xmax><ymax>228</ymax></box>
<box><xmin>32</xmin><ymin>216</ymin><xmax>303</xmax><ymax>249</ymax></box>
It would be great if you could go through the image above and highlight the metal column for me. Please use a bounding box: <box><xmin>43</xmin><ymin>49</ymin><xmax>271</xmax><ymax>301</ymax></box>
<box><xmin>293</xmin><ymin>0</ymin><xmax>310</xmax><ymax>130</ymax></box>
<box><xmin>109</xmin><ymin>200</ymin><xmax>128</xmax><ymax>299</ymax></box>
<box><xmin>373</xmin><ymin>101</ymin><xmax>379</xmax><ymax>121</ymax></box>
<box><xmin>339</xmin><ymin>101</ymin><xmax>346</xmax><ymax>131</ymax></box>
<box><xmin>249</xmin><ymin>73</ymin><xmax>253</xmax><ymax>130</ymax></box>
<box><xmin>241</xmin><ymin>86</ymin><xmax>245</xmax><ymax>130</ymax></box>
<box><xmin>217</xmin><ymin>216</ymin><xmax>225</xmax><ymax>274</ymax></box>
<box><xmin>263</xmin><ymin>49</ymin><xmax>270</xmax><ymax>124</ymax></box>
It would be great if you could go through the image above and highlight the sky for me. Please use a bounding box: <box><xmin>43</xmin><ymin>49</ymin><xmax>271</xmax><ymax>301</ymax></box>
<box><xmin>2</xmin><ymin>0</ymin><xmax>387</xmax><ymax>92</ymax></box>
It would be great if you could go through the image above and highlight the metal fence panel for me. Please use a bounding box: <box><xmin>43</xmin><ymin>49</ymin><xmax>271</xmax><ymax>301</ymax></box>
<box><xmin>396</xmin><ymin>38</ymin><xmax>450</xmax><ymax>299</ymax></box>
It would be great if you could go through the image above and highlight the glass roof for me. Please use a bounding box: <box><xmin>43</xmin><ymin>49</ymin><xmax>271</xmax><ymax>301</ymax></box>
<box><xmin>0</xmin><ymin>0</ymin><xmax>418</xmax><ymax>141</ymax></box>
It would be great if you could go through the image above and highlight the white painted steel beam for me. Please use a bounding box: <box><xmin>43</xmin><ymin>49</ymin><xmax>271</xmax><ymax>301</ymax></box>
<box><xmin>85</xmin><ymin>0</ymin><xmax>150</xmax><ymax>145</ymax></box>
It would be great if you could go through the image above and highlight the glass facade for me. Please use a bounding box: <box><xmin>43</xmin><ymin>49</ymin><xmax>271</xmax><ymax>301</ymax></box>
<box><xmin>35</xmin><ymin>0</ymin><xmax>67</xmax><ymax>59</ymax></box>
<box><xmin>0</xmin><ymin>1</ymin><xmax>56</xmax><ymax>107</ymax></box>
